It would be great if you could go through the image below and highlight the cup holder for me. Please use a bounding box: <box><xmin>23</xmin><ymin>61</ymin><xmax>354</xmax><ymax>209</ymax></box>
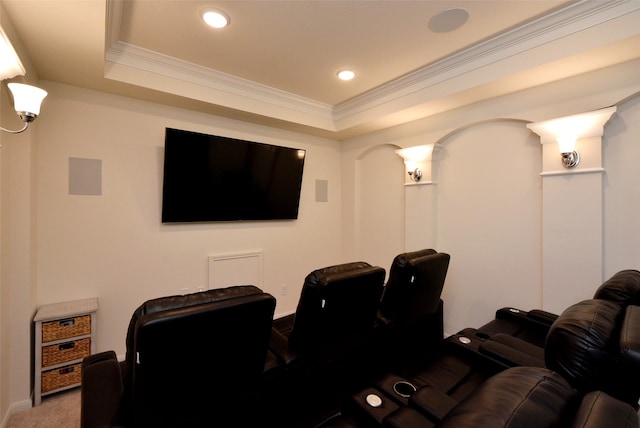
<box><xmin>392</xmin><ymin>381</ymin><xmax>417</xmax><ymax>398</ymax></box>
<box><xmin>458</xmin><ymin>336</ymin><xmax>472</xmax><ymax>344</ymax></box>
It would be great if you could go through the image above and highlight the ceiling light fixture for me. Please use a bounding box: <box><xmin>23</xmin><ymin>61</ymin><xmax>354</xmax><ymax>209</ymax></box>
<box><xmin>337</xmin><ymin>70</ymin><xmax>355</xmax><ymax>81</ymax></box>
<box><xmin>201</xmin><ymin>8</ymin><xmax>230</xmax><ymax>29</ymax></box>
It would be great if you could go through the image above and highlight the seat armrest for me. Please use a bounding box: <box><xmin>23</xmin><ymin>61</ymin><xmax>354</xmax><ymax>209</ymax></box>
<box><xmin>495</xmin><ymin>307</ymin><xmax>557</xmax><ymax>329</ymax></box>
<box><xmin>410</xmin><ymin>385</ymin><xmax>457</xmax><ymax>421</ymax></box>
<box><xmin>527</xmin><ymin>309</ymin><xmax>559</xmax><ymax>325</ymax></box>
<box><xmin>478</xmin><ymin>336</ymin><xmax>545</xmax><ymax>368</ymax></box>
<box><xmin>81</xmin><ymin>351</ymin><xmax>123</xmax><ymax>428</ymax></box>
<box><xmin>269</xmin><ymin>327</ymin><xmax>301</xmax><ymax>367</ymax></box>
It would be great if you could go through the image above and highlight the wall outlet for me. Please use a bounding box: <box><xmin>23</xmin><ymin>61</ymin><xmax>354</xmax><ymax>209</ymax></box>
<box><xmin>280</xmin><ymin>284</ymin><xmax>288</xmax><ymax>296</ymax></box>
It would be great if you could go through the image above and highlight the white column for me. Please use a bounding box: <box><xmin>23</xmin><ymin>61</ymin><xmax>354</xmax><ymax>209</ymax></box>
<box><xmin>396</xmin><ymin>145</ymin><xmax>439</xmax><ymax>251</ymax></box>
<box><xmin>527</xmin><ymin>107</ymin><xmax>615</xmax><ymax>314</ymax></box>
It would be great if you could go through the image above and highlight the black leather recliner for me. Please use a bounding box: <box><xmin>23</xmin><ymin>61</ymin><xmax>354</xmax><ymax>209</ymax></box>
<box><xmin>80</xmin><ymin>285</ymin><xmax>277</xmax><ymax>428</ymax></box>
<box><xmin>375</xmin><ymin>249</ymin><xmax>451</xmax><ymax>370</ymax></box>
<box><xmin>269</xmin><ymin>261</ymin><xmax>386</xmax><ymax>427</ymax></box>
<box><xmin>433</xmin><ymin>296</ymin><xmax>640</xmax><ymax>428</ymax></box>
<box><xmin>476</xmin><ymin>269</ymin><xmax>640</xmax><ymax>348</ymax></box>
<box><xmin>326</xmin><ymin>275</ymin><xmax>640</xmax><ymax>428</ymax></box>
<box><xmin>270</xmin><ymin>261</ymin><xmax>386</xmax><ymax>365</ymax></box>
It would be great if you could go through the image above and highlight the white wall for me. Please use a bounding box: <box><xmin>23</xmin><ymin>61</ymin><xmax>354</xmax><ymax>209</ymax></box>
<box><xmin>342</xmin><ymin>59</ymin><xmax>640</xmax><ymax>336</ymax></box>
<box><xmin>34</xmin><ymin>82</ymin><xmax>343</xmax><ymax>358</ymax></box>
<box><xmin>604</xmin><ymin>94</ymin><xmax>640</xmax><ymax>274</ymax></box>
<box><xmin>2</xmin><ymin>54</ymin><xmax>640</xmax><ymax>420</ymax></box>
<box><xmin>1</xmin><ymin>2</ymin><xmax>41</xmax><ymax>421</ymax></box>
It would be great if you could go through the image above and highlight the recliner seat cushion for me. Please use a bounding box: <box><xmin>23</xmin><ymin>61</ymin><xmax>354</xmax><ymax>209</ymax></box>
<box><xmin>436</xmin><ymin>367</ymin><xmax>578</xmax><ymax>428</ymax></box>
<box><xmin>571</xmin><ymin>391</ymin><xmax>639</xmax><ymax>428</ymax></box>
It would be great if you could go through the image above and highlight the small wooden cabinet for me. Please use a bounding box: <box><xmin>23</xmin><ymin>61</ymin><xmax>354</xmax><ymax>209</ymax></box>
<box><xmin>33</xmin><ymin>298</ymin><xmax>98</xmax><ymax>405</ymax></box>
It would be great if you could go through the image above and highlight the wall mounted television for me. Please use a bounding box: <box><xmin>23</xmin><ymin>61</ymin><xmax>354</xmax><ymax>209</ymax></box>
<box><xmin>161</xmin><ymin>128</ymin><xmax>306</xmax><ymax>223</ymax></box>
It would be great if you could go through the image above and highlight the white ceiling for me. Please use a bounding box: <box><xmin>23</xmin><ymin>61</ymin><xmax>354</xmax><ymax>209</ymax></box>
<box><xmin>2</xmin><ymin>0</ymin><xmax>640</xmax><ymax>139</ymax></box>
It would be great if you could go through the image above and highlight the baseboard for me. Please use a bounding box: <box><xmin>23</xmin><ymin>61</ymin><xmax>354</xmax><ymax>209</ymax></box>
<box><xmin>0</xmin><ymin>399</ymin><xmax>32</xmax><ymax>428</ymax></box>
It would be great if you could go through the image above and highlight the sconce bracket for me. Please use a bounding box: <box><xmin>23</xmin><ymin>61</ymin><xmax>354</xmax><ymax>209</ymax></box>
<box><xmin>17</xmin><ymin>111</ymin><xmax>37</xmax><ymax>123</ymax></box>
<box><xmin>0</xmin><ymin>122</ymin><xmax>29</xmax><ymax>134</ymax></box>
<box><xmin>409</xmin><ymin>168</ymin><xmax>423</xmax><ymax>182</ymax></box>
<box><xmin>561</xmin><ymin>151</ymin><xmax>580</xmax><ymax>168</ymax></box>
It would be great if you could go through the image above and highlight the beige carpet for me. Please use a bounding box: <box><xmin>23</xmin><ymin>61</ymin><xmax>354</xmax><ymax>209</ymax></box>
<box><xmin>6</xmin><ymin>389</ymin><xmax>80</xmax><ymax>428</ymax></box>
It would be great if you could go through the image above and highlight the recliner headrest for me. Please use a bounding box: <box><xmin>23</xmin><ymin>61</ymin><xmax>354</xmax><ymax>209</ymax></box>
<box><xmin>304</xmin><ymin>261</ymin><xmax>377</xmax><ymax>287</ymax></box>
<box><xmin>545</xmin><ymin>299</ymin><xmax>622</xmax><ymax>393</ymax></box>
<box><xmin>388</xmin><ymin>249</ymin><xmax>437</xmax><ymax>272</ymax></box>
<box><xmin>593</xmin><ymin>270</ymin><xmax>640</xmax><ymax>306</ymax></box>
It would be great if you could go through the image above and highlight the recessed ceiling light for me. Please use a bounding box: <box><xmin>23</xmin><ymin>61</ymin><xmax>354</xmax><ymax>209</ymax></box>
<box><xmin>201</xmin><ymin>8</ymin><xmax>230</xmax><ymax>29</ymax></box>
<box><xmin>429</xmin><ymin>8</ymin><xmax>469</xmax><ymax>33</ymax></box>
<box><xmin>337</xmin><ymin>70</ymin><xmax>356</xmax><ymax>81</ymax></box>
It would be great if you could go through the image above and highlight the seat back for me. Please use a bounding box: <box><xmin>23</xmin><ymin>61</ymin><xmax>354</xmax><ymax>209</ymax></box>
<box><xmin>379</xmin><ymin>250</ymin><xmax>450</xmax><ymax>326</ymax></box>
<box><xmin>545</xmin><ymin>298</ymin><xmax>640</xmax><ymax>405</ymax></box>
<box><xmin>124</xmin><ymin>286</ymin><xmax>276</xmax><ymax>427</ymax></box>
<box><xmin>288</xmin><ymin>262</ymin><xmax>386</xmax><ymax>352</ymax></box>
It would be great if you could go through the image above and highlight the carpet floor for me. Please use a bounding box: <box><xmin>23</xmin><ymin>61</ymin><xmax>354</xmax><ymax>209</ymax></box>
<box><xmin>6</xmin><ymin>389</ymin><xmax>80</xmax><ymax>428</ymax></box>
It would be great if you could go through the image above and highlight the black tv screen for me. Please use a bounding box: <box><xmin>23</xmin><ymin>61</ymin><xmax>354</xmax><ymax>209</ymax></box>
<box><xmin>162</xmin><ymin>128</ymin><xmax>306</xmax><ymax>223</ymax></box>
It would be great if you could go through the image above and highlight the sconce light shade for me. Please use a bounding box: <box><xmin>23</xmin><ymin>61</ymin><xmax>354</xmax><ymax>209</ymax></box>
<box><xmin>0</xmin><ymin>26</ymin><xmax>25</xmax><ymax>80</ymax></box>
<box><xmin>556</xmin><ymin>136</ymin><xmax>576</xmax><ymax>153</ymax></box>
<box><xmin>8</xmin><ymin>83</ymin><xmax>47</xmax><ymax>120</ymax></box>
<box><xmin>0</xmin><ymin>83</ymin><xmax>48</xmax><ymax>134</ymax></box>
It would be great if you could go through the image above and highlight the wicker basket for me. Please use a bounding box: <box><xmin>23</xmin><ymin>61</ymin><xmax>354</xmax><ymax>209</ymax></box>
<box><xmin>42</xmin><ymin>337</ymin><xmax>91</xmax><ymax>367</ymax></box>
<box><xmin>42</xmin><ymin>315</ymin><xmax>91</xmax><ymax>343</ymax></box>
<box><xmin>41</xmin><ymin>363</ymin><xmax>82</xmax><ymax>393</ymax></box>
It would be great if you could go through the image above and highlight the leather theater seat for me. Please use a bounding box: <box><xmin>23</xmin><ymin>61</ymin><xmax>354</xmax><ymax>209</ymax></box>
<box><xmin>80</xmin><ymin>285</ymin><xmax>278</xmax><ymax>428</ymax></box>
<box><xmin>325</xmin><ymin>275</ymin><xmax>640</xmax><ymax>428</ymax></box>
<box><xmin>375</xmin><ymin>249</ymin><xmax>451</xmax><ymax>371</ymax></box>
<box><xmin>476</xmin><ymin>269</ymin><xmax>640</xmax><ymax>348</ymax></box>
<box><xmin>269</xmin><ymin>261</ymin><xmax>387</xmax><ymax>428</ymax></box>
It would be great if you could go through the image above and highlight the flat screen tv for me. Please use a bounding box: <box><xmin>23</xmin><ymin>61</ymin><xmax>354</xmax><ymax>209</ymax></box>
<box><xmin>162</xmin><ymin>128</ymin><xmax>306</xmax><ymax>223</ymax></box>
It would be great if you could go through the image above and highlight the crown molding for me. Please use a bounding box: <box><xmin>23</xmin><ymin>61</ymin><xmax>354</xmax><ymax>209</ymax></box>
<box><xmin>104</xmin><ymin>0</ymin><xmax>639</xmax><ymax>134</ymax></box>
<box><xmin>105</xmin><ymin>41</ymin><xmax>334</xmax><ymax>120</ymax></box>
<box><xmin>333</xmin><ymin>0</ymin><xmax>639</xmax><ymax>123</ymax></box>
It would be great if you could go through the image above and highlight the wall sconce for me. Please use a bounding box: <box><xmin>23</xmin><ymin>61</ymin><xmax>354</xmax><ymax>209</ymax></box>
<box><xmin>0</xmin><ymin>25</ymin><xmax>48</xmax><ymax>134</ymax></box>
<box><xmin>527</xmin><ymin>107</ymin><xmax>616</xmax><ymax>171</ymax></box>
<box><xmin>556</xmin><ymin>136</ymin><xmax>579</xmax><ymax>168</ymax></box>
<box><xmin>396</xmin><ymin>145</ymin><xmax>433</xmax><ymax>182</ymax></box>
<box><xmin>0</xmin><ymin>83</ymin><xmax>48</xmax><ymax>134</ymax></box>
